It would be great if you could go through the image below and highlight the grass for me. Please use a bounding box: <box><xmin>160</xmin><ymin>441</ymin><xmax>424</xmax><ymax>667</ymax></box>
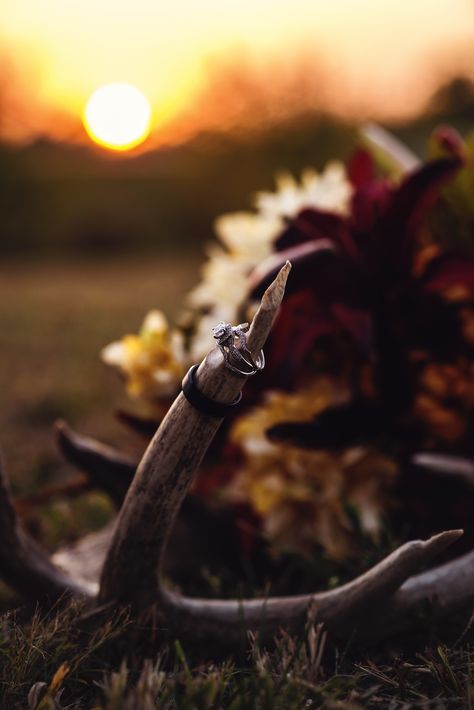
<box><xmin>1</xmin><ymin>599</ymin><xmax>474</xmax><ymax>708</ymax></box>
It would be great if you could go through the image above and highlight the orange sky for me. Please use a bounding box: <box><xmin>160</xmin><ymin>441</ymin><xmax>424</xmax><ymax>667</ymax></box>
<box><xmin>1</xmin><ymin>0</ymin><xmax>474</xmax><ymax>149</ymax></box>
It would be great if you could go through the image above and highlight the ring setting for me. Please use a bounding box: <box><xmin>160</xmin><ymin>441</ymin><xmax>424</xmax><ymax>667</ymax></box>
<box><xmin>212</xmin><ymin>321</ymin><xmax>265</xmax><ymax>376</ymax></box>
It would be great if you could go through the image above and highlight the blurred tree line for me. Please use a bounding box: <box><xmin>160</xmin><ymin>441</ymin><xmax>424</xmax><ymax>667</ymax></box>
<box><xmin>0</xmin><ymin>77</ymin><xmax>473</xmax><ymax>258</ymax></box>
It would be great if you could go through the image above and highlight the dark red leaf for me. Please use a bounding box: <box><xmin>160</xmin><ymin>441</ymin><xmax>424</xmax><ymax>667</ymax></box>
<box><xmin>348</xmin><ymin>148</ymin><xmax>376</xmax><ymax>188</ymax></box>
<box><xmin>275</xmin><ymin>209</ymin><xmax>349</xmax><ymax>251</ymax></box>
<box><xmin>267</xmin><ymin>400</ymin><xmax>384</xmax><ymax>450</ymax></box>
<box><xmin>259</xmin><ymin>289</ymin><xmax>340</xmax><ymax>388</ymax></box>
<box><xmin>380</xmin><ymin>156</ymin><xmax>463</xmax><ymax>273</ymax></box>
<box><xmin>331</xmin><ymin>304</ymin><xmax>374</xmax><ymax>355</ymax></box>
<box><xmin>431</xmin><ymin>125</ymin><xmax>467</xmax><ymax>161</ymax></box>
<box><xmin>248</xmin><ymin>239</ymin><xmax>370</xmax><ymax>308</ymax></box>
<box><xmin>421</xmin><ymin>252</ymin><xmax>474</xmax><ymax>293</ymax></box>
<box><xmin>249</xmin><ymin>239</ymin><xmax>334</xmax><ymax>297</ymax></box>
<box><xmin>350</xmin><ymin>179</ymin><xmax>393</xmax><ymax>236</ymax></box>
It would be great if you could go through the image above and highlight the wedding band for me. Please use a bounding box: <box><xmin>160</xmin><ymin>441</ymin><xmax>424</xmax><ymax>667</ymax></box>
<box><xmin>182</xmin><ymin>365</ymin><xmax>242</xmax><ymax>417</ymax></box>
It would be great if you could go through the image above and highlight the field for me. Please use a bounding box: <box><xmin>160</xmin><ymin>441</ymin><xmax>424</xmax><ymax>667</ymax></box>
<box><xmin>0</xmin><ymin>255</ymin><xmax>201</xmax><ymax>545</ymax></box>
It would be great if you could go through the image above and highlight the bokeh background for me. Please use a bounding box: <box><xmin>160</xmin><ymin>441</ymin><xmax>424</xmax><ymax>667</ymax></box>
<box><xmin>1</xmin><ymin>0</ymin><xmax>474</xmax><ymax>545</ymax></box>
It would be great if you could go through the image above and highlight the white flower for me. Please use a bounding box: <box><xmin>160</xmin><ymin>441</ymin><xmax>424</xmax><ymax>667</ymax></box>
<box><xmin>255</xmin><ymin>162</ymin><xmax>352</xmax><ymax>219</ymax></box>
<box><xmin>188</xmin><ymin>247</ymin><xmax>250</xmax><ymax>311</ymax></box>
<box><xmin>214</xmin><ymin>211</ymin><xmax>284</xmax><ymax>261</ymax></box>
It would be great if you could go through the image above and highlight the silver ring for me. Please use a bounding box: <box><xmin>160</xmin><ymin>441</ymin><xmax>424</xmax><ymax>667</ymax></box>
<box><xmin>212</xmin><ymin>322</ymin><xmax>265</xmax><ymax>376</ymax></box>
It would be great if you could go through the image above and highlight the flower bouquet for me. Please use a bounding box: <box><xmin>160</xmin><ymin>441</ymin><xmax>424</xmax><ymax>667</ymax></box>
<box><xmin>88</xmin><ymin>124</ymin><xmax>474</xmax><ymax>589</ymax></box>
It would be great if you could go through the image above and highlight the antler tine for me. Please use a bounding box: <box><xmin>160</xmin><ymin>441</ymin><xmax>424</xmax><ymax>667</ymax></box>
<box><xmin>55</xmin><ymin>420</ymin><xmax>137</xmax><ymax>507</ymax></box>
<box><xmin>98</xmin><ymin>262</ymin><xmax>291</xmax><ymax>608</ymax></box>
<box><xmin>363</xmin><ymin>546</ymin><xmax>474</xmax><ymax>640</ymax></box>
<box><xmin>0</xmin><ymin>446</ymin><xmax>93</xmax><ymax>600</ymax></box>
<box><xmin>48</xmin><ymin>519</ymin><xmax>471</xmax><ymax>647</ymax></box>
<box><xmin>247</xmin><ymin>259</ymin><xmax>292</xmax><ymax>353</ymax></box>
<box><xmin>158</xmin><ymin>529</ymin><xmax>463</xmax><ymax>645</ymax></box>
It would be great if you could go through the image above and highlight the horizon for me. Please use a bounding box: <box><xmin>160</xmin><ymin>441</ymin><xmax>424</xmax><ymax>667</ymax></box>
<box><xmin>1</xmin><ymin>0</ymin><xmax>474</xmax><ymax>152</ymax></box>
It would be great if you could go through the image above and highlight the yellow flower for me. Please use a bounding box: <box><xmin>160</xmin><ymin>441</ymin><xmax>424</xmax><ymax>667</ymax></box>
<box><xmin>225</xmin><ymin>381</ymin><xmax>397</xmax><ymax>559</ymax></box>
<box><xmin>415</xmin><ymin>359</ymin><xmax>474</xmax><ymax>442</ymax></box>
<box><xmin>101</xmin><ymin>310</ymin><xmax>186</xmax><ymax>401</ymax></box>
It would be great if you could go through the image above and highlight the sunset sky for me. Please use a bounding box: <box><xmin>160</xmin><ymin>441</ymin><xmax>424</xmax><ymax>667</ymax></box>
<box><xmin>1</xmin><ymin>0</ymin><xmax>474</xmax><ymax>149</ymax></box>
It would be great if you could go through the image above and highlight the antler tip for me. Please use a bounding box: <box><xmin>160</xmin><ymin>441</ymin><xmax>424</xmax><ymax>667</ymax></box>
<box><xmin>433</xmin><ymin>528</ymin><xmax>464</xmax><ymax>541</ymax></box>
<box><xmin>424</xmin><ymin>528</ymin><xmax>464</xmax><ymax>556</ymax></box>
<box><xmin>261</xmin><ymin>259</ymin><xmax>291</xmax><ymax>308</ymax></box>
<box><xmin>280</xmin><ymin>260</ymin><xmax>292</xmax><ymax>280</ymax></box>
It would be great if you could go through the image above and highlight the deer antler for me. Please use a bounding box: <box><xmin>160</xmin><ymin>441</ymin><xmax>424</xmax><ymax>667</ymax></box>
<box><xmin>157</xmin><ymin>529</ymin><xmax>463</xmax><ymax>646</ymax></box>
<box><xmin>1</xmin><ymin>260</ymin><xmax>474</xmax><ymax>650</ymax></box>
<box><xmin>55</xmin><ymin>420</ymin><xmax>137</xmax><ymax>506</ymax></box>
<box><xmin>0</xmin><ymin>449</ymin><xmax>93</xmax><ymax>600</ymax></box>
<box><xmin>98</xmin><ymin>261</ymin><xmax>293</xmax><ymax>608</ymax></box>
<box><xmin>362</xmin><ymin>546</ymin><xmax>474</xmax><ymax>640</ymax></box>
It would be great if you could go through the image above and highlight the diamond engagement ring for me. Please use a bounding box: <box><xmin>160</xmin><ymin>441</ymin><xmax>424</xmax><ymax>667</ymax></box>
<box><xmin>212</xmin><ymin>321</ymin><xmax>265</xmax><ymax>376</ymax></box>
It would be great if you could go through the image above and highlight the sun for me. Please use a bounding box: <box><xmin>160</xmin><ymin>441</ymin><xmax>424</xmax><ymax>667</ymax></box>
<box><xmin>83</xmin><ymin>83</ymin><xmax>152</xmax><ymax>151</ymax></box>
